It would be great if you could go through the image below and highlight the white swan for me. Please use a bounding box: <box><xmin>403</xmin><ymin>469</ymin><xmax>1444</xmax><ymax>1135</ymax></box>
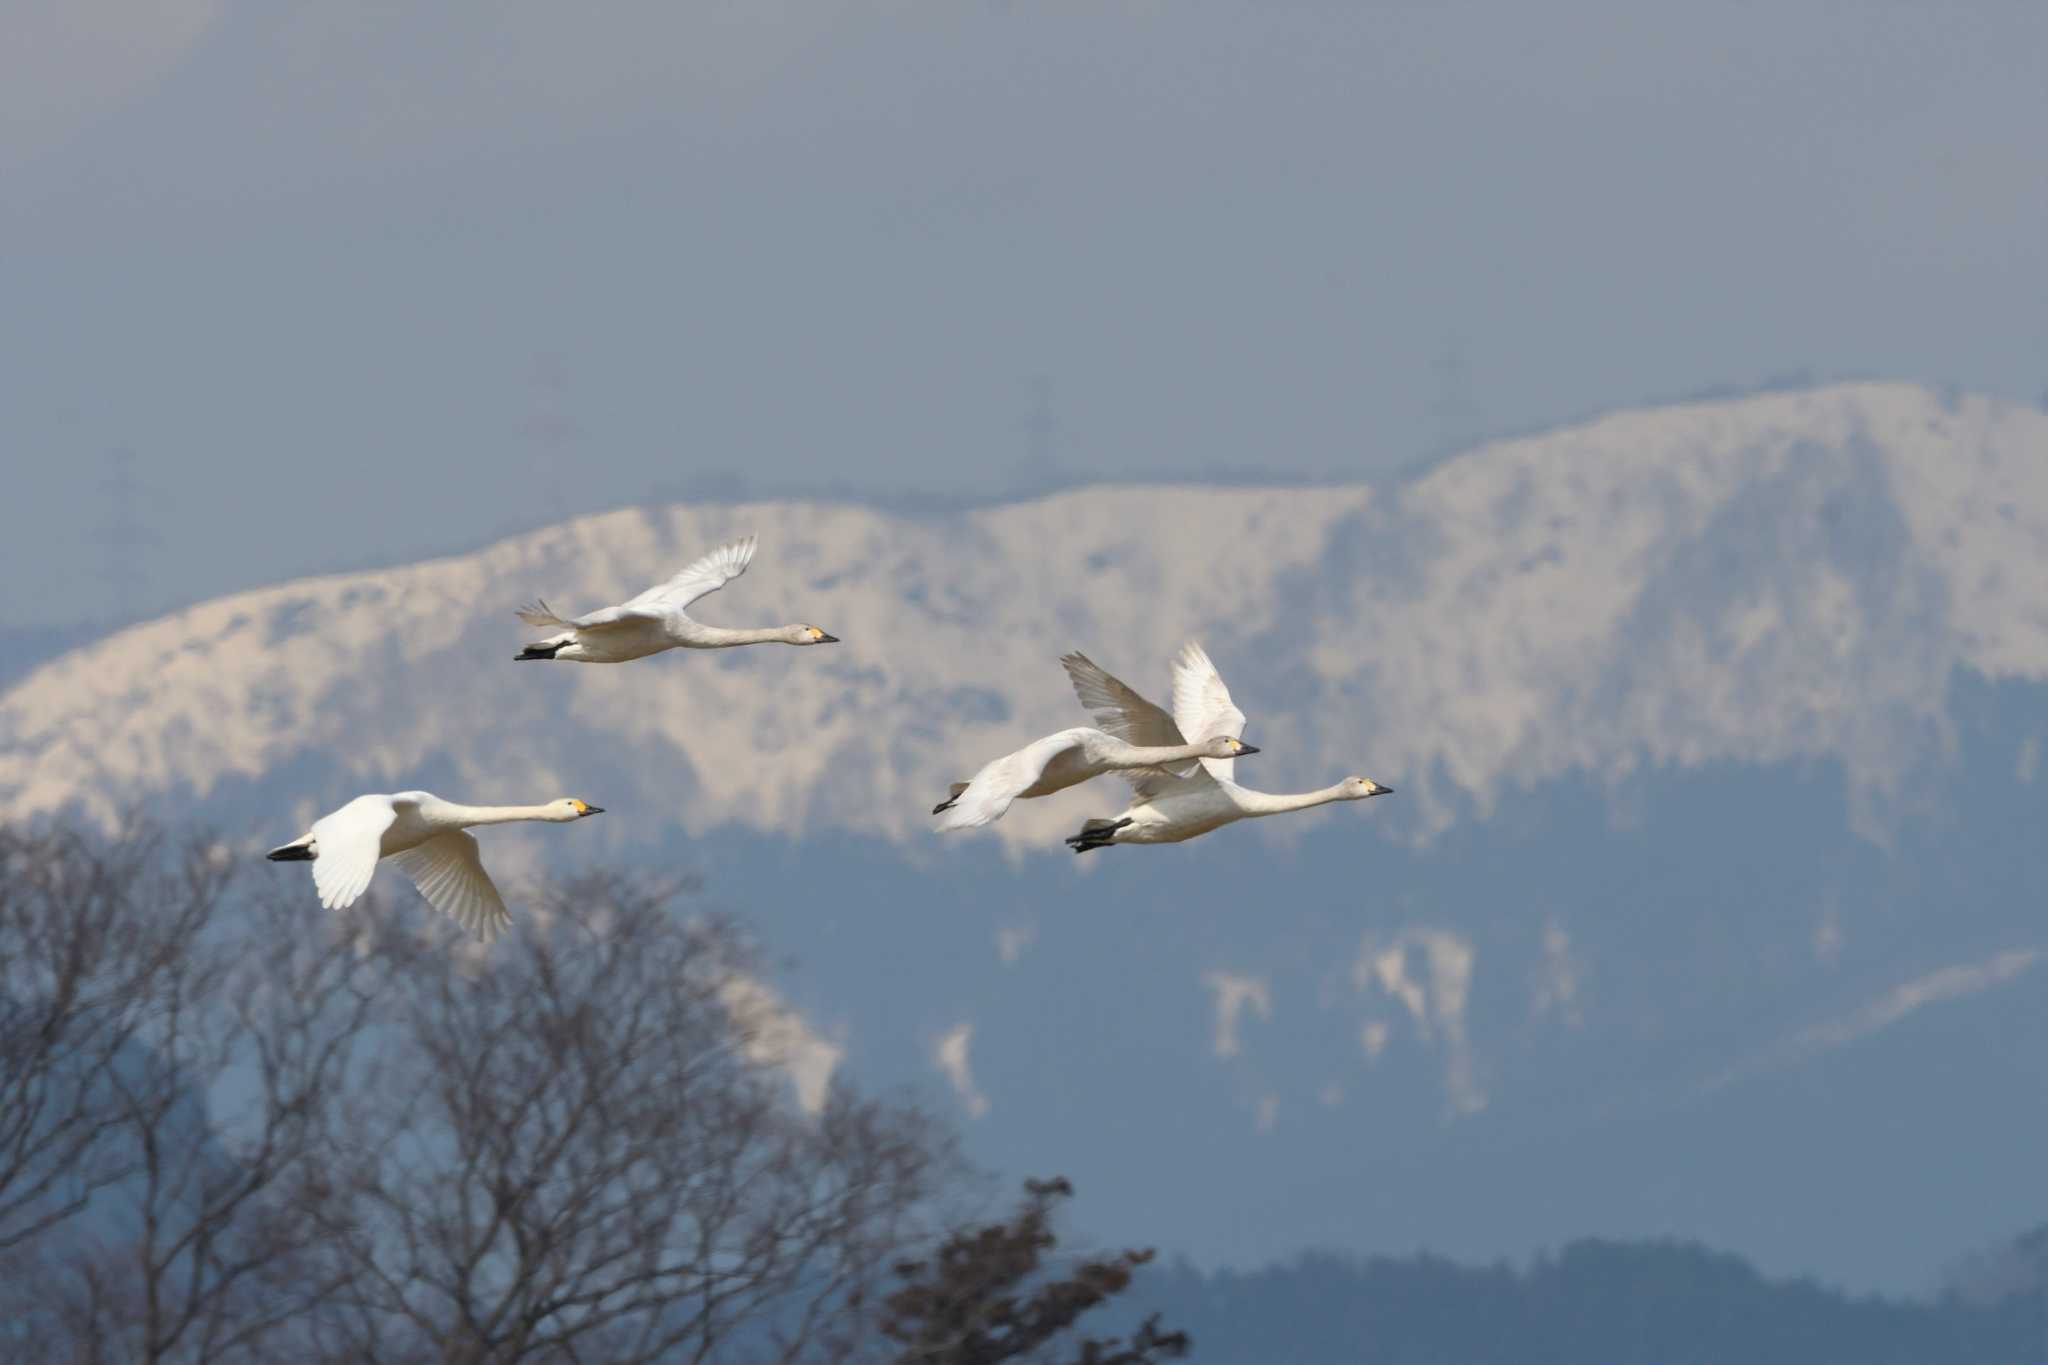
<box><xmin>514</xmin><ymin>535</ymin><xmax>840</xmax><ymax>663</ymax></box>
<box><xmin>266</xmin><ymin>791</ymin><xmax>604</xmax><ymax>940</ymax></box>
<box><xmin>931</xmin><ymin>650</ymin><xmax>1258</xmax><ymax>832</ymax></box>
<box><xmin>1062</xmin><ymin>643</ymin><xmax>1391</xmax><ymax>852</ymax></box>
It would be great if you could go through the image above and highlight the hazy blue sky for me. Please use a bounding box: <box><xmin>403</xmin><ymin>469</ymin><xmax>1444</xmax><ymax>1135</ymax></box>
<box><xmin>4</xmin><ymin>0</ymin><xmax>2045</xmax><ymax>626</ymax></box>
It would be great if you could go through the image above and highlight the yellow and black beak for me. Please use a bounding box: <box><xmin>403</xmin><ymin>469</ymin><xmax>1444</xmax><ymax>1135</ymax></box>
<box><xmin>576</xmin><ymin>803</ymin><xmax>605</xmax><ymax>817</ymax></box>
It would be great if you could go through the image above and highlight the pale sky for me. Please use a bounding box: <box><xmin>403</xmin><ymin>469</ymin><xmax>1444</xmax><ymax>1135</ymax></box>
<box><xmin>3</xmin><ymin>0</ymin><xmax>2045</xmax><ymax>626</ymax></box>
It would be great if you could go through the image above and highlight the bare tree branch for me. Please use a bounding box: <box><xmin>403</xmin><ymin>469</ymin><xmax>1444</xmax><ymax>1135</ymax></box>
<box><xmin>2</xmin><ymin>828</ymin><xmax>1163</xmax><ymax>1365</ymax></box>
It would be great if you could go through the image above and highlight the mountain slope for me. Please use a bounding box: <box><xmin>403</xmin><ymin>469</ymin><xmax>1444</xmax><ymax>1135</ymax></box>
<box><xmin>3</xmin><ymin>382</ymin><xmax>2043</xmax><ymax>850</ymax></box>
<box><xmin>3</xmin><ymin>380</ymin><xmax>2045</xmax><ymax>1294</ymax></box>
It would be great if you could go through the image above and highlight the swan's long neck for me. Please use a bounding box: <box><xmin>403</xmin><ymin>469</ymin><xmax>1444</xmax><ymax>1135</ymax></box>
<box><xmin>1237</xmin><ymin>783</ymin><xmax>1352</xmax><ymax>817</ymax></box>
<box><xmin>1119</xmin><ymin>742</ymin><xmax>1219</xmax><ymax>767</ymax></box>
<box><xmin>434</xmin><ymin>802</ymin><xmax>563</xmax><ymax>828</ymax></box>
<box><xmin>691</xmin><ymin>624</ymin><xmax>792</xmax><ymax>647</ymax></box>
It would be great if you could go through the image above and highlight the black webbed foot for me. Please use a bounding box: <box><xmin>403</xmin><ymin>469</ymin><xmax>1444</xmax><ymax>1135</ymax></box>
<box><xmin>1063</xmin><ymin>817</ymin><xmax>1132</xmax><ymax>854</ymax></box>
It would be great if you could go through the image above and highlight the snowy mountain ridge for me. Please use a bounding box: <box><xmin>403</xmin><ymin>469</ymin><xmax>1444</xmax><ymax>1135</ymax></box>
<box><xmin>4</xmin><ymin>381</ymin><xmax>2046</xmax><ymax>1293</ymax></box>
<box><xmin>4</xmin><ymin>381</ymin><xmax>2041</xmax><ymax>851</ymax></box>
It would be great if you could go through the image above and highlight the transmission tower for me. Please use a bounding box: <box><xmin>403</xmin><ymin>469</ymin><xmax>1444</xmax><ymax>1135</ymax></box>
<box><xmin>522</xmin><ymin>353</ymin><xmax>582</xmax><ymax>518</ymax></box>
<box><xmin>1013</xmin><ymin>374</ymin><xmax>1058</xmax><ymax>491</ymax></box>
<box><xmin>95</xmin><ymin>448</ymin><xmax>158</xmax><ymax>624</ymax></box>
<box><xmin>1429</xmin><ymin>337</ymin><xmax>1482</xmax><ymax>455</ymax></box>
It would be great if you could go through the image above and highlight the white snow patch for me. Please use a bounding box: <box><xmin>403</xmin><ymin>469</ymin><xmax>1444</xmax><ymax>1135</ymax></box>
<box><xmin>1813</xmin><ymin>906</ymin><xmax>1845</xmax><ymax>967</ymax></box>
<box><xmin>1703</xmin><ymin>947</ymin><xmax>2041</xmax><ymax>1093</ymax></box>
<box><xmin>1202</xmin><ymin>970</ymin><xmax>1272</xmax><ymax>1059</ymax></box>
<box><xmin>1355</xmin><ymin>929</ymin><xmax>1485</xmax><ymax>1115</ymax></box>
<box><xmin>1360</xmin><ymin>1020</ymin><xmax>1392</xmax><ymax>1062</ymax></box>
<box><xmin>995</xmin><ymin>923</ymin><xmax>1035</xmax><ymax>965</ymax></box>
<box><xmin>934</xmin><ymin>1021</ymin><xmax>989</xmax><ymax>1119</ymax></box>
<box><xmin>1531</xmin><ymin>920</ymin><xmax>1584</xmax><ymax>1027</ymax></box>
<box><xmin>717</xmin><ymin>975</ymin><xmax>842</xmax><ymax>1116</ymax></box>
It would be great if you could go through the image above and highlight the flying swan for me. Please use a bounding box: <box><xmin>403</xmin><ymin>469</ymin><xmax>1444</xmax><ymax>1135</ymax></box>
<box><xmin>930</xmin><ymin>649</ymin><xmax>1259</xmax><ymax>832</ymax></box>
<box><xmin>266</xmin><ymin>791</ymin><xmax>604</xmax><ymax>940</ymax></box>
<box><xmin>1063</xmin><ymin>643</ymin><xmax>1391</xmax><ymax>853</ymax></box>
<box><xmin>514</xmin><ymin>535</ymin><xmax>840</xmax><ymax>663</ymax></box>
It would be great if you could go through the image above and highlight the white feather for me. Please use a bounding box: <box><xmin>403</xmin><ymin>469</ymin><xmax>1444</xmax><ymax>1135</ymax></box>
<box><xmin>272</xmin><ymin>791</ymin><xmax>597</xmax><ymax>944</ymax></box>
<box><xmin>1065</xmin><ymin>646</ymin><xmax>1391</xmax><ymax>850</ymax></box>
<box><xmin>1171</xmin><ymin>641</ymin><xmax>1250</xmax><ymax>782</ymax></box>
<box><xmin>390</xmin><ymin>830</ymin><xmax>511</xmax><ymax>941</ymax></box>
<box><xmin>513</xmin><ymin>535</ymin><xmax>838</xmax><ymax>663</ymax></box>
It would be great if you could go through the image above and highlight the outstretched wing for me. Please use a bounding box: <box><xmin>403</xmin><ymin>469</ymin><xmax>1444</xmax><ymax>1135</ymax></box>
<box><xmin>514</xmin><ymin>599</ymin><xmax>649</xmax><ymax>633</ymax></box>
<box><xmin>519</xmin><ymin>601</ymin><xmax>656</xmax><ymax>633</ymax></box>
<box><xmin>389</xmin><ymin>830</ymin><xmax>511</xmax><ymax>942</ymax></box>
<box><xmin>933</xmin><ymin>730</ymin><xmax>1087</xmax><ymax>833</ymax></box>
<box><xmin>1061</xmin><ymin>652</ymin><xmax>1184</xmax><ymax>748</ymax></box>
<box><xmin>309</xmin><ymin>796</ymin><xmax>398</xmax><ymax>911</ymax></box>
<box><xmin>514</xmin><ymin>536</ymin><xmax>757</xmax><ymax>633</ymax></box>
<box><xmin>1125</xmin><ymin>764</ymin><xmax>1214</xmax><ymax>801</ymax></box>
<box><xmin>625</xmin><ymin>535</ymin><xmax>758</xmax><ymax>615</ymax></box>
<box><xmin>1172</xmin><ymin>642</ymin><xmax>1249</xmax><ymax>782</ymax></box>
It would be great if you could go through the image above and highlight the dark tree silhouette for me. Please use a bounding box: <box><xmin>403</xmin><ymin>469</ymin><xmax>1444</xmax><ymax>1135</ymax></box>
<box><xmin>305</xmin><ymin>877</ymin><xmax>954</xmax><ymax>1364</ymax></box>
<box><xmin>0</xmin><ymin>831</ymin><xmax>969</xmax><ymax>1362</ymax></box>
<box><xmin>0</xmin><ymin>825</ymin><xmax>218</xmax><ymax>1254</ymax></box>
<box><xmin>1943</xmin><ymin>1222</ymin><xmax>2048</xmax><ymax>1306</ymax></box>
<box><xmin>881</xmin><ymin>1177</ymin><xmax>1189</xmax><ymax>1365</ymax></box>
<box><xmin>2</xmin><ymin>826</ymin><xmax>1197</xmax><ymax>1364</ymax></box>
<box><xmin>0</xmin><ymin>825</ymin><xmax>400</xmax><ymax>1360</ymax></box>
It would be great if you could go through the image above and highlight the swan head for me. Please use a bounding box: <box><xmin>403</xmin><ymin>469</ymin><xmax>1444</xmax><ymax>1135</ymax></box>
<box><xmin>1340</xmin><ymin>776</ymin><xmax>1394</xmax><ymax>800</ymax></box>
<box><xmin>791</xmin><ymin>624</ymin><xmax>841</xmax><ymax>645</ymax></box>
<box><xmin>1202</xmin><ymin>736</ymin><xmax>1260</xmax><ymax>759</ymax></box>
<box><xmin>551</xmin><ymin>798</ymin><xmax>606</xmax><ymax>821</ymax></box>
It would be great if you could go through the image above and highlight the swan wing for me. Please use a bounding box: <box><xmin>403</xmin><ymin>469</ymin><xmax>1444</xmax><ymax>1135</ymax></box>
<box><xmin>934</xmin><ymin>730</ymin><xmax>1085</xmax><ymax>832</ymax></box>
<box><xmin>309</xmin><ymin>796</ymin><xmax>398</xmax><ymax>911</ymax></box>
<box><xmin>514</xmin><ymin>537</ymin><xmax>757</xmax><ymax>633</ymax></box>
<box><xmin>513</xmin><ymin>600</ymin><xmax>661</xmax><ymax>634</ymax></box>
<box><xmin>1061</xmin><ymin>652</ymin><xmax>1185</xmax><ymax>748</ymax></box>
<box><xmin>389</xmin><ymin>830</ymin><xmax>512</xmax><ymax>942</ymax></box>
<box><xmin>1124</xmin><ymin>765</ymin><xmax>1214</xmax><ymax>800</ymax></box>
<box><xmin>625</xmin><ymin>534</ymin><xmax>758</xmax><ymax>614</ymax></box>
<box><xmin>1172</xmin><ymin>641</ymin><xmax>1250</xmax><ymax>782</ymax></box>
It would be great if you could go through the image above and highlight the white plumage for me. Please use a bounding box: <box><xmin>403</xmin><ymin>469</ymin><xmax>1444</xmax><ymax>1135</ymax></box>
<box><xmin>1170</xmin><ymin>642</ymin><xmax>1251</xmax><ymax>783</ymax></box>
<box><xmin>515</xmin><ymin>535</ymin><xmax>840</xmax><ymax>663</ymax></box>
<box><xmin>1064</xmin><ymin>642</ymin><xmax>1392</xmax><ymax>852</ymax></box>
<box><xmin>930</xmin><ymin>651</ymin><xmax>1257</xmax><ymax>832</ymax></box>
<box><xmin>268</xmin><ymin>791</ymin><xmax>604</xmax><ymax>941</ymax></box>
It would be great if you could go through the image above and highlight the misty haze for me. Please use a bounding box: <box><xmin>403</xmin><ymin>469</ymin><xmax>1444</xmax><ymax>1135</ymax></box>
<box><xmin>4</xmin><ymin>3</ymin><xmax>2046</xmax><ymax>1362</ymax></box>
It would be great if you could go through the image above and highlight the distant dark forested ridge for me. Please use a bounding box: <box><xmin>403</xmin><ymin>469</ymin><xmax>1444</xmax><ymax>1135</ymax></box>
<box><xmin>1127</xmin><ymin>1239</ymin><xmax>2045</xmax><ymax>1365</ymax></box>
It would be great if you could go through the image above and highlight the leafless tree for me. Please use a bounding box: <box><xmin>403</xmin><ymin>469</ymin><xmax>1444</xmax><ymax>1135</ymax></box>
<box><xmin>302</xmin><ymin>875</ymin><xmax>956</xmax><ymax>1365</ymax></box>
<box><xmin>0</xmin><ymin>823</ymin><xmax>405</xmax><ymax>1361</ymax></box>
<box><xmin>881</xmin><ymin>1177</ymin><xmax>1189</xmax><ymax>1365</ymax></box>
<box><xmin>3</xmin><ymin>826</ymin><xmax>1179</xmax><ymax>1365</ymax></box>
<box><xmin>0</xmin><ymin>824</ymin><xmax>216</xmax><ymax>1254</ymax></box>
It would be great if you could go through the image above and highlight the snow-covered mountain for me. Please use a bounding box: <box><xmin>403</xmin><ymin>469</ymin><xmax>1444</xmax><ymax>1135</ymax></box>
<box><xmin>5</xmin><ymin>382</ymin><xmax>2043</xmax><ymax>846</ymax></box>
<box><xmin>3</xmin><ymin>380</ymin><xmax>2044</xmax><ymax>1294</ymax></box>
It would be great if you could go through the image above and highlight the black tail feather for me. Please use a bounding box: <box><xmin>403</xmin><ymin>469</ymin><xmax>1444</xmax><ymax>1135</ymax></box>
<box><xmin>1063</xmin><ymin>817</ymin><xmax>1132</xmax><ymax>855</ymax></box>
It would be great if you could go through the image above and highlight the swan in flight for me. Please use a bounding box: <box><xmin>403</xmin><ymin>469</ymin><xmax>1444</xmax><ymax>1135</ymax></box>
<box><xmin>931</xmin><ymin>650</ymin><xmax>1258</xmax><ymax>832</ymax></box>
<box><xmin>514</xmin><ymin>535</ymin><xmax>840</xmax><ymax>663</ymax></box>
<box><xmin>1062</xmin><ymin>643</ymin><xmax>1391</xmax><ymax>853</ymax></box>
<box><xmin>266</xmin><ymin>792</ymin><xmax>604</xmax><ymax>940</ymax></box>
